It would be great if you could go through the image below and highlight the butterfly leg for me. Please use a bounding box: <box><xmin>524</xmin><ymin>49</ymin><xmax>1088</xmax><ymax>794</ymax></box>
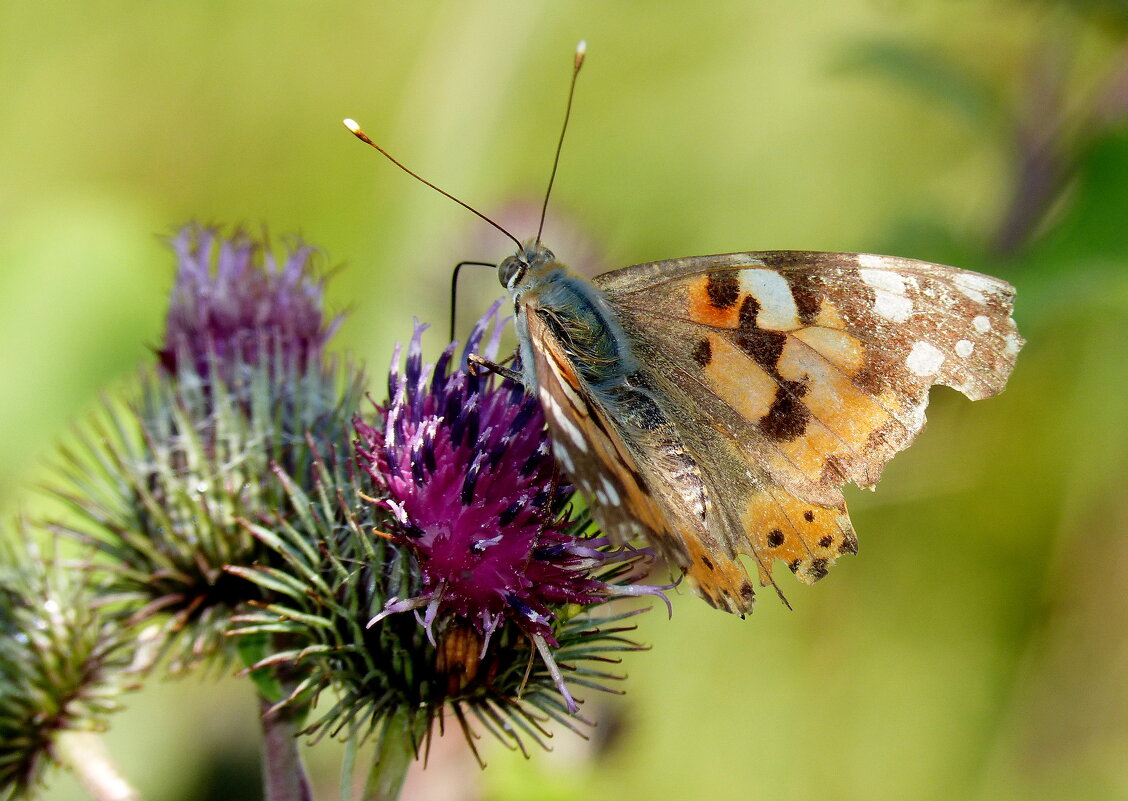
<box><xmin>467</xmin><ymin>353</ymin><xmax>525</xmax><ymax>384</ymax></box>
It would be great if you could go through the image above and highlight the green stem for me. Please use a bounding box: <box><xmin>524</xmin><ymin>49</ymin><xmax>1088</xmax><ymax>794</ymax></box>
<box><xmin>260</xmin><ymin>697</ymin><xmax>313</xmax><ymax>801</ymax></box>
<box><xmin>54</xmin><ymin>730</ymin><xmax>141</xmax><ymax>801</ymax></box>
<box><xmin>361</xmin><ymin>708</ymin><xmax>421</xmax><ymax>801</ymax></box>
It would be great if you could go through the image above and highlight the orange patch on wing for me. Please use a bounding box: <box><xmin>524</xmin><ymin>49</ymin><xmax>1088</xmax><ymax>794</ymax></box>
<box><xmin>680</xmin><ymin>534</ymin><xmax>756</xmax><ymax>614</ymax></box>
<box><xmin>791</xmin><ymin>327</ymin><xmax>865</xmax><ymax>374</ymax></box>
<box><xmin>772</xmin><ymin>335</ymin><xmax>895</xmax><ymax>480</ymax></box>
<box><xmin>813</xmin><ymin>299</ymin><xmax>848</xmax><ymax>329</ymax></box>
<box><xmin>702</xmin><ymin>333</ymin><xmax>778</xmax><ymax>422</ymax></box>
<box><xmin>686</xmin><ymin>276</ymin><xmax>741</xmax><ymax>328</ymax></box>
<box><xmin>742</xmin><ymin>487</ymin><xmax>856</xmax><ymax>586</ymax></box>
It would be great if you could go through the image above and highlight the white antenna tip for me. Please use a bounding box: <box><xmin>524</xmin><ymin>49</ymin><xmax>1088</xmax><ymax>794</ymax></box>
<box><xmin>575</xmin><ymin>40</ymin><xmax>587</xmax><ymax>68</ymax></box>
<box><xmin>343</xmin><ymin>118</ymin><xmax>361</xmax><ymax>133</ymax></box>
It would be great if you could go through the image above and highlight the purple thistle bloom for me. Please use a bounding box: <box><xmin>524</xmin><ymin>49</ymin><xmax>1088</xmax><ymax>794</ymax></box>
<box><xmin>57</xmin><ymin>224</ymin><xmax>364</xmax><ymax>672</ymax></box>
<box><xmin>355</xmin><ymin>301</ymin><xmax>666</xmax><ymax>712</ymax></box>
<box><xmin>158</xmin><ymin>224</ymin><xmax>341</xmax><ymax>379</ymax></box>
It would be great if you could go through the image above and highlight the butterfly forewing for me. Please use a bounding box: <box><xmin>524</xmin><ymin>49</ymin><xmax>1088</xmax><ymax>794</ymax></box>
<box><xmin>596</xmin><ymin>251</ymin><xmax>1021</xmax><ymax>489</ymax></box>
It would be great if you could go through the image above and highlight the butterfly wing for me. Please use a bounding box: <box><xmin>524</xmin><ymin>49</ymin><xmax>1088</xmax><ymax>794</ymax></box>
<box><xmin>592</xmin><ymin>250</ymin><xmax>1022</xmax><ymax>593</ymax></box>
<box><xmin>523</xmin><ymin>303</ymin><xmax>762</xmax><ymax>613</ymax></box>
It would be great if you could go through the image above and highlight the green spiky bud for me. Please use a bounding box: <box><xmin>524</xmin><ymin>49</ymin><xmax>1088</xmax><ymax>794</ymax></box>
<box><xmin>53</xmin><ymin>225</ymin><xmax>365</xmax><ymax>671</ymax></box>
<box><xmin>0</xmin><ymin>528</ymin><xmax>136</xmax><ymax>799</ymax></box>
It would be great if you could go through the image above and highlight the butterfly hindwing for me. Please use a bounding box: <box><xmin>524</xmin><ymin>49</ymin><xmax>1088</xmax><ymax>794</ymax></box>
<box><xmin>523</xmin><ymin>306</ymin><xmax>666</xmax><ymax>544</ymax></box>
<box><xmin>524</xmin><ymin>300</ymin><xmax>760</xmax><ymax>613</ymax></box>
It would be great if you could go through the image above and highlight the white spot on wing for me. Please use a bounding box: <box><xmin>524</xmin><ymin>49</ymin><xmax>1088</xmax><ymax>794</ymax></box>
<box><xmin>541</xmin><ymin>391</ymin><xmax>589</xmax><ymax>453</ymax></box>
<box><xmin>953</xmin><ymin>272</ymin><xmax>997</xmax><ymax>304</ymax></box>
<box><xmin>740</xmin><ymin>269</ymin><xmax>800</xmax><ymax>330</ymax></box>
<box><xmin>860</xmin><ymin>268</ymin><xmax>913</xmax><ymax>322</ymax></box>
<box><xmin>554</xmin><ymin>444</ymin><xmax>575</xmax><ymax>473</ymax></box>
<box><xmin>973</xmin><ymin>315</ymin><xmax>991</xmax><ymax>332</ymax></box>
<box><xmin>907</xmin><ymin>341</ymin><xmax>945</xmax><ymax>376</ymax></box>
<box><xmin>955</xmin><ymin>339</ymin><xmax>974</xmax><ymax>358</ymax></box>
<box><xmin>599</xmin><ymin>476</ymin><xmax>621</xmax><ymax>506</ymax></box>
<box><xmin>856</xmin><ymin>253</ymin><xmax>890</xmax><ymax>269</ymax></box>
<box><xmin>875</xmin><ymin>293</ymin><xmax>913</xmax><ymax>322</ymax></box>
<box><xmin>859</xmin><ymin>268</ymin><xmax>905</xmax><ymax>295</ymax></box>
<box><xmin>561</xmin><ymin>416</ymin><xmax>588</xmax><ymax>452</ymax></box>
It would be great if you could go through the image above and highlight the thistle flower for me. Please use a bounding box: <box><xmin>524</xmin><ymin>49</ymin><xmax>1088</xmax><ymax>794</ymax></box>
<box><xmin>158</xmin><ymin>224</ymin><xmax>341</xmax><ymax>379</ymax></box>
<box><xmin>54</xmin><ymin>225</ymin><xmax>364</xmax><ymax>671</ymax></box>
<box><xmin>356</xmin><ymin>301</ymin><xmax>667</xmax><ymax>711</ymax></box>
<box><xmin>229</xmin><ymin>303</ymin><xmax>665</xmax><ymax>771</ymax></box>
<box><xmin>0</xmin><ymin>528</ymin><xmax>136</xmax><ymax>800</ymax></box>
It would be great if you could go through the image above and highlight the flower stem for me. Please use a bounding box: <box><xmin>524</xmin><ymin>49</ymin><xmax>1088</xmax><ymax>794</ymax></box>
<box><xmin>54</xmin><ymin>731</ymin><xmax>141</xmax><ymax>801</ymax></box>
<box><xmin>260</xmin><ymin>697</ymin><xmax>313</xmax><ymax>801</ymax></box>
<box><xmin>361</xmin><ymin>708</ymin><xmax>420</xmax><ymax>801</ymax></box>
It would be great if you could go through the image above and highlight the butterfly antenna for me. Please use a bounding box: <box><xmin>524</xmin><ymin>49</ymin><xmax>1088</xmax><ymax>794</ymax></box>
<box><xmin>449</xmin><ymin>260</ymin><xmax>496</xmax><ymax>341</ymax></box>
<box><xmin>343</xmin><ymin>118</ymin><xmax>522</xmax><ymax>251</ymax></box>
<box><xmin>536</xmin><ymin>40</ymin><xmax>587</xmax><ymax>245</ymax></box>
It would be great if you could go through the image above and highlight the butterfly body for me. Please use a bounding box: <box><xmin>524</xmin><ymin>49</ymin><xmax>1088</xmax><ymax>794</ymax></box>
<box><xmin>502</xmin><ymin>243</ymin><xmax>639</xmax><ymax>390</ymax></box>
<box><xmin>500</xmin><ymin>241</ymin><xmax>1023</xmax><ymax>615</ymax></box>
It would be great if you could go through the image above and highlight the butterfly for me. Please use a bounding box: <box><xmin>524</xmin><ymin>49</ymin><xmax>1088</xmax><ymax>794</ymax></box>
<box><xmin>498</xmin><ymin>241</ymin><xmax>1022</xmax><ymax>614</ymax></box>
<box><xmin>343</xmin><ymin>43</ymin><xmax>1023</xmax><ymax>615</ymax></box>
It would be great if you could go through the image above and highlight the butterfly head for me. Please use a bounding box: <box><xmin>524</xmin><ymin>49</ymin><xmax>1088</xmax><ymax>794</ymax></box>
<box><xmin>498</xmin><ymin>239</ymin><xmax>557</xmax><ymax>293</ymax></box>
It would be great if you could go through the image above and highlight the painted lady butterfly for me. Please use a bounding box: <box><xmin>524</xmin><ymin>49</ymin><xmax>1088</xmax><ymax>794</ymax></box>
<box><xmin>499</xmin><ymin>242</ymin><xmax>1022</xmax><ymax>614</ymax></box>
<box><xmin>347</xmin><ymin>42</ymin><xmax>1023</xmax><ymax>615</ymax></box>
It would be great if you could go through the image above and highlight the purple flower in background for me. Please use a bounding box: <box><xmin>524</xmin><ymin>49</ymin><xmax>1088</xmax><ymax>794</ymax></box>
<box><xmin>59</xmin><ymin>224</ymin><xmax>364</xmax><ymax>672</ymax></box>
<box><xmin>158</xmin><ymin>224</ymin><xmax>341</xmax><ymax>379</ymax></box>
<box><xmin>355</xmin><ymin>302</ymin><xmax>665</xmax><ymax>712</ymax></box>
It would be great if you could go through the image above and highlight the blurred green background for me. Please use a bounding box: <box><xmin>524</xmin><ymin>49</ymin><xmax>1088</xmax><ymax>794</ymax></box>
<box><xmin>3</xmin><ymin>1</ymin><xmax>1128</xmax><ymax>799</ymax></box>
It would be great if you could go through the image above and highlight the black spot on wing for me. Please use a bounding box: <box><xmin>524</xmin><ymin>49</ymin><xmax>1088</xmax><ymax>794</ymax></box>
<box><xmin>706</xmin><ymin>272</ymin><xmax>741</xmax><ymax>309</ymax></box>
<box><xmin>734</xmin><ymin>329</ymin><xmax>786</xmax><ymax>374</ymax></box>
<box><xmin>737</xmin><ymin>295</ymin><xmax>761</xmax><ymax>329</ymax></box>
<box><xmin>728</xmin><ymin>278</ymin><xmax>815</xmax><ymax>443</ymax></box>
<box><xmin>759</xmin><ymin>378</ymin><xmax>811</xmax><ymax>442</ymax></box>
<box><xmin>692</xmin><ymin>338</ymin><xmax>712</xmax><ymax>367</ymax></box>
<box><xmin>784</xmin><ymin>272</ymin><xmax>822</xmax><ymax>325</ymax></box>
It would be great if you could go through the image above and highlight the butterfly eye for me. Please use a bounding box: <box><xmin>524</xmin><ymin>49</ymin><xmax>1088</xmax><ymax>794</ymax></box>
<box><xmin>498</xmin><ymin>257</ymin><xmax>528</xmax><ymax>290</ymax></box>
